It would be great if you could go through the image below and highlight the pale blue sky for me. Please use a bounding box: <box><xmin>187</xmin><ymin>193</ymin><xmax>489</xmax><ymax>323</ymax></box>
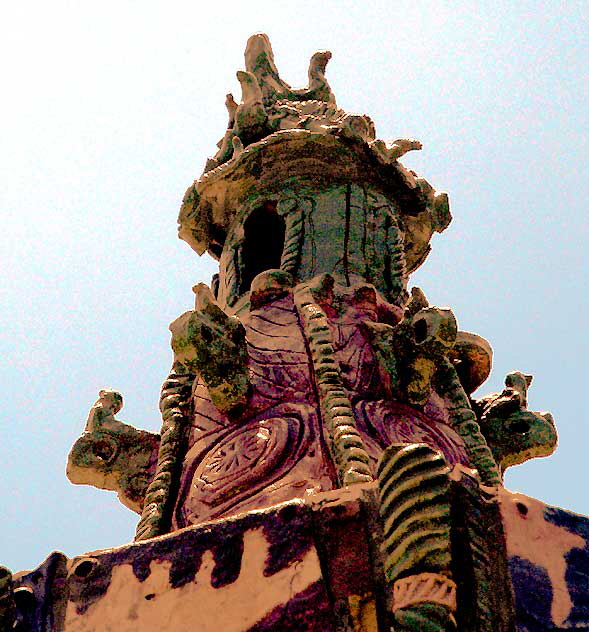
<box><xmin>1</xmin><ymin>0</ymin><xmax>588</xmax><ymax>572</ymax></box>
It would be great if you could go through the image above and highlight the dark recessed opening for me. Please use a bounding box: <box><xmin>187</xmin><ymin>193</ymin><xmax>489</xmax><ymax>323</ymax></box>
<box><xmin>144</xmin><ymin>593</ymin><xmax>156</xmax><ymax>600</ymax></box>
<box><xmin>73</xmin><ymin>559</ymin><xmax>97</xmax><ymax>579</ymax></box>
<box><xmin>510</xmin><ymin>420</ymin><xmax>531</xmax><ymax>434</ymax></box>
<box><xmin>13</xmin><ymin>587</ymin><xmax>36</xmax><ymax>609</ymax></box>
<box><xmin>413</xmin><ymin>318</ymin><xmax>428</xmax><ymax>343</ymax></box>
<box><xmin>209</xmin><ymin>225</ymin><xmax>226</xmax><ymax>260</ymax></box>
<box><xmin>92</xmin><ymin>440</ymin><xmax>115</xmax><ymax>462</ymax></box>
<box><xmin>209</xmin><ymin>243</ymin><xmax>223</xmax><ymax>259</ymax></box>
<box><xmin>516</xmin><ymin>502</ymin><xmax>529</xmax><ymax>516</ymax></box>
<box><xmin>241</xmin><ymin>202</ymin><xmax>285</xmax><ymax>293</ymax></box>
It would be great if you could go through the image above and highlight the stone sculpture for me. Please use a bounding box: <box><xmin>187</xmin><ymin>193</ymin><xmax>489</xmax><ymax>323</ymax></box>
<box><xmin>4</xmin><ymin>33</ymin><xmax>577</xmax><ymax>632</ymax></box>
<box><xmin>67</xmin><ymin>390</ymin><xmax>160</xmax><ymax>513</ymax></box>
<box><xmin>472</xmin><ymin>372</ymin><xmax>557</xmax><ymax>477</ymax></box>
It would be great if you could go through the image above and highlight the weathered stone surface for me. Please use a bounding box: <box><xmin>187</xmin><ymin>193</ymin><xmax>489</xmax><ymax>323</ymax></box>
<box><xmin>170</xmin><ymin>284</ymin><xmax>250</xmax><ymax>416</ymax></box>
<box><xmin>450</xmin><ymin>472</ymin><xmax>516</xmax><ymax>632</ymax></box>
<box><xmin>362</xmin><ymin>298</ymin><xmax>459</xmax><ymax>407</ymax></box>
<box><xmin>170</xmin><ymin>280</ymin><xmax>499</xmax><ymax>531</ymax></box>
<box><xmin>181</xmin><ymin>132</ymin><xmax>447</xmax><ymax>292</ymax></box>
<box><xmin>14</xmin><ymin>490</ymin><xmax>388</xmax><ymax>632</ymax></box>
<box><xmin>447</xmin><ymin>331</ymin><xmax>492</xmax><ymax>396</ymax></box>
<box><xmin>11</xmin><ymin>552</ymin><xmax>68</xmax><ymax>632</ymax></box>
<box><xmin>16</xmin><ymin>483</ymin><xmax>578</xmax><ymax>631</ymax></box>
<box><xmin>500</xmin><ymin>489</ymin><xmax>589</xmax><ymax>630</ymax></box>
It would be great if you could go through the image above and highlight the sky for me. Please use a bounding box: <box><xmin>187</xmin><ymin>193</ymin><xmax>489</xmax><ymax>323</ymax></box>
<box><xmin>1</xmin><ymin>0</ymin><xmax>588</xmax><ymax>573</ymax></box>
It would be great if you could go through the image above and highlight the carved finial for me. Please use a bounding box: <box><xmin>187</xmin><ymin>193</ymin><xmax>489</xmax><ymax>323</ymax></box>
<box><xmin>504</xmin><ymin>371</ymin><xmax>533</xmax><ymax>408</ymax></box>
<box><xmin>234</xmin><ymin>70</ymin><xmax>268</xmax><ymax>145</ymax></box>
<box><xmin>308</xmin><ymin>51</ymin><xmax>332</xmax><ymax>86</ymax></box>
<box><xmin>192</xmin><ymin>282</ymin><xmax>216</xmax><ymax>312</ymax></box>
<box><xmin>231</xmin><ymin>135</ymin><xmax>244</xmax><ymax>158</ymax></box>
<box><xmin>84</xmin><ymin>389</ymin><xmax>123</xmax><ymax>432</ymax></box>
<box><xmin>244</xmin><ymin>33</ymin><xmax>291</xmax><ymax>103</ymax></box>
<box><xmin>225</xmin><ymin>93</ymin><xmax>238</xmax><ymax>128</ymax></box>
<box><xmin>293</xmin><ymin>49</ymin><xmax>335</xmax><ymax>104</ymax></box>
<box><xmin>236</xmin><ymin>70</ymin><xmax>263</xmax><ymax>105</ymax></box>
<box><xmin>406</xmin><ymin>287</ymin><xmax>430</xmax><ymax>316</ymax></box>
<box><xmin>371</xmin><ymin>138</ymin><xmax>423</xmax><ymax>162</ymax></box>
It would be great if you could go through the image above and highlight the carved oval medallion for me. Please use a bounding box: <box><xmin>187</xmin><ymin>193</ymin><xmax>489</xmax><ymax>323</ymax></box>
<box><xmin>191</xmin><ymin>417</ymin><xmax>299</xmax><ymax>508</ymax></box>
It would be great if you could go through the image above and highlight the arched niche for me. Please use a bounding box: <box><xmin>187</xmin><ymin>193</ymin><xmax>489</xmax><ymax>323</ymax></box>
<box><xmin>239</xmin><ymin>201</ymin><xmax>286</xmax><ymax>295</ymax></box>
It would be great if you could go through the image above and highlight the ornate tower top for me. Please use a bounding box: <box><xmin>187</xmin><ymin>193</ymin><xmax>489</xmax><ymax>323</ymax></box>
<box><xmin>178</xmin><ymin>34</ymin><xmax>451</xmax><ymax>311</ymax></box>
